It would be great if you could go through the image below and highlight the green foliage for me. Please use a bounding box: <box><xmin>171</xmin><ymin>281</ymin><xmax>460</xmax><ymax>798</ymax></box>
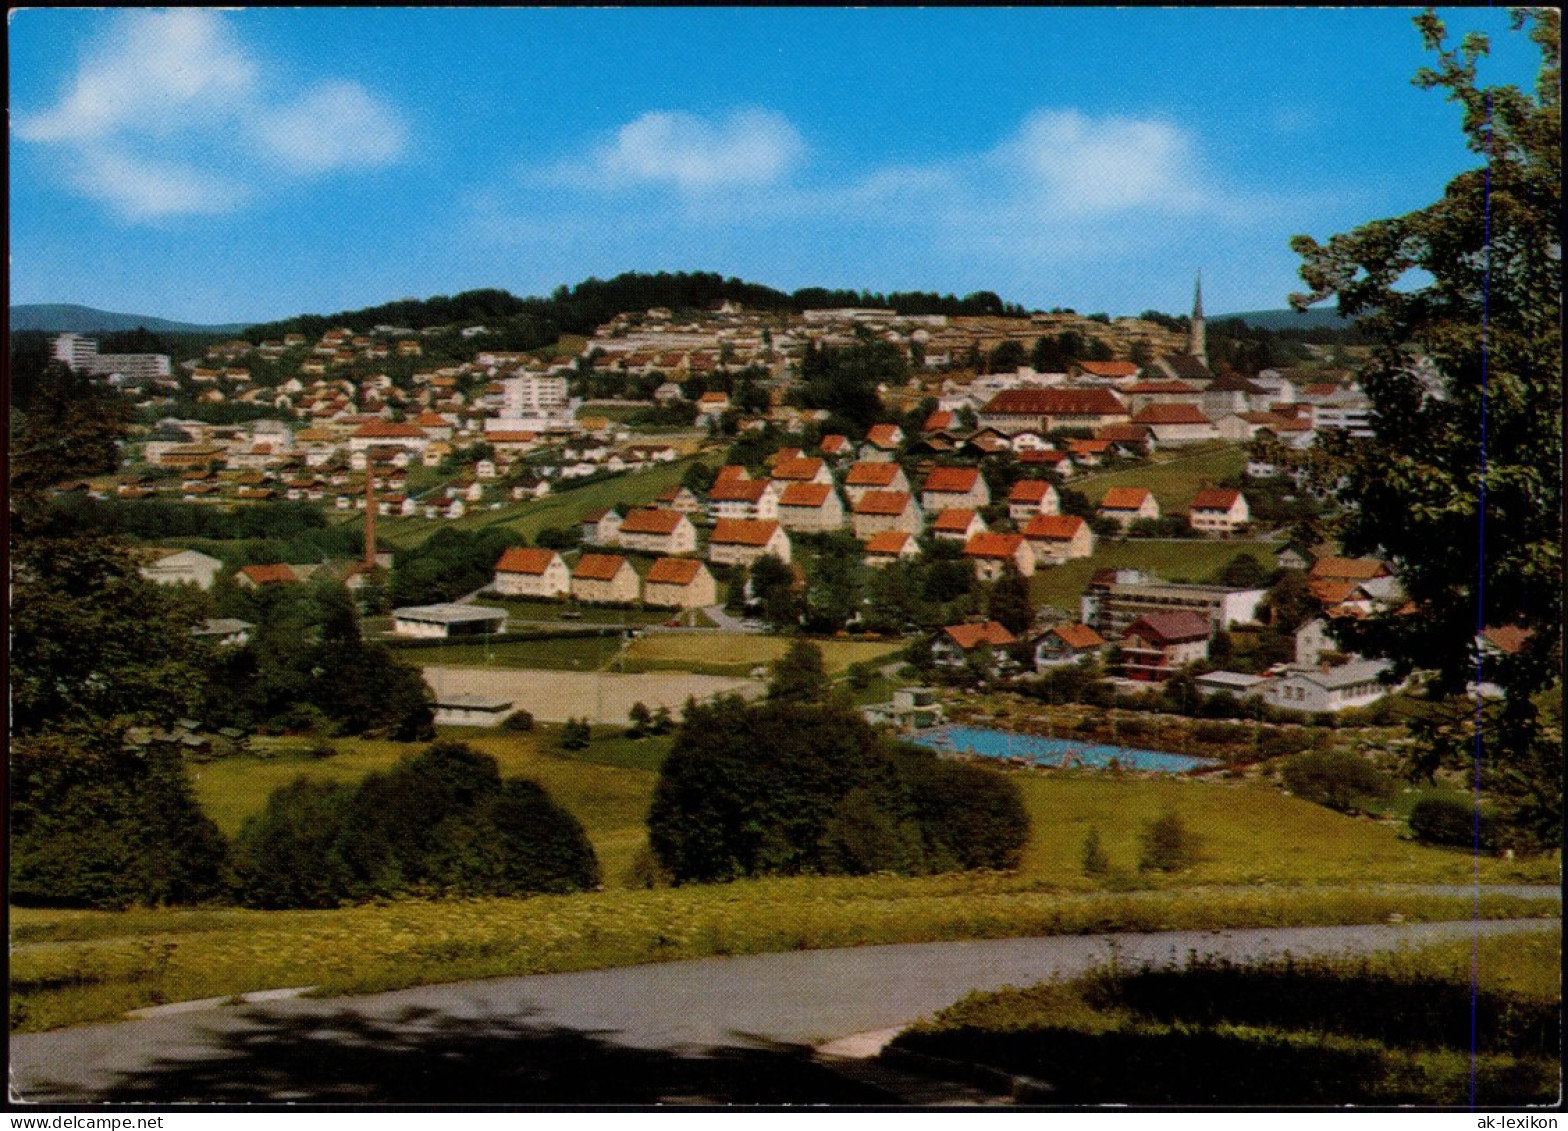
<box><xmin>560</xmin><ymin>718</ymin><xmax>592</xmax><ymax>751</ymax></box>
<box><xmin>232</xmin><ymin>742</ymin><xmax>599</xmax><ymax>908</ymax></box>
<box><xmin>1219</xmin><ymin>552</ymin><xmax>1268</xmax><ymax>588</ymax></box>
<box><xmin>391</xmin><ymin>525</ymin><xmax>525</xmax><ymax>607</ymax></box>
<box><xmin>1407</xmin><ymin>796</ymin><xmax>1497</xmax><ymax>851</ymax></box>
<box><xmin>749</xmin><ymin>553</ymin><xmax>802</xmax><ymax>629</ymax></box>
<box><xmin>1287</xmin><ymin>12</ymin><xmax>1562</xmax><ymax>833</ymax></box>
<box><xmin>1081</xmin><ymin>826</ymin><xmax>1111</xmax><ymax>877</ymax></box>
<box><xmin>647</xmin><ymin>696</ymin><xmax>1028</xmax><ymax>883</ymax></box>
<box><xmin>11</xmin><ymin>734</ymin><xmax>230</xmax><ymax>909</ymax></box>
<box><xmin>626</xmin><ymin>701</ymin><xmax>652</xmax><ymax>737</ymax></box>
<box><xmin>1282</xmin><ymin>749</ymin><xmax>1393</xmax><ymax>813</ymax></box>
<box><xmin>500</xmin><ymin>709</ymin><xmax>535</xmax><ymax>732</ymax></box>
<box><xmin>796</xmin><ymin>339</ymin><xmax>903</xmax><ymax>432</ymax></box>
<box><xmin>1139</xmin><ymin>810</ymin><xmax>1197</xmax><ymax>872</ymax></box>
<box><xmin>986</xmin><ymin>563</ymin><xmax>1034</xmax><ymax>635</ymax></box>
<box><xmin>768</xmin><ymin>639</ymin><xmax>829</xmax><ymax>703</ymax></box>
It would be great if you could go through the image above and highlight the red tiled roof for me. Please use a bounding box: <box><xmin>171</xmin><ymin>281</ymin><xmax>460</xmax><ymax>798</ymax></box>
<box><xmin>981</xmin><ymin>388</ymin><xmax>1126</xmax><ymax>416</ymax></box>
<box><xmin>1048</xmin><ymin>622</ymin><xmax>1105</xmax><ymax>649</ymax></box>
<box><xmin>864</xmin><ymin>531</ymin><xmax>913</xmax><ymax>555</ymax></box>
<box><xmin>1125</xmin><ymin>610</ymin><xmax>1211</xmax><ymax>644</ymax></box>
<box><xmin>1481</xmin><ymin>624</ymin><xmax>1533</xmax><ymax>654</ymax></box>
<box><xmin>1008</xmin><ymin>479</ymin><xmax>1055</xmax><ymax>504</ymax></box>
<box><xmin>1124</xmin><ymin>379</ymin><xmax>1201</xmax><ymax>394</ymax></box>
<box><xmin>1067</xmin><ymin>439</ymin><xmax>1112</xmax><ymax>455</ymax></box>
<box><xmin>964</xmin><ymin>532</ymin><xmax>1026</xmax><ymax>559</ymax></box>
<box><xmin>771</xmin><ymin>457</ymin><xmax>826</xmax><ymax>481</ymax></box>
<box><xmin>351</xmin><ymin>421</ymin><xmax>425</xmax><ymax>439</ymax></box>
<box><xmin>1075</xmin><ymin>360</ymin><xmax>1141</xmax><ymax>378</ymax></box>
<box><xmin>933</xmin><ymin>509</ymin><xmax>980</xmax><ymax>532</ymax></box>
<box><xmin>923</xmin><ymin>410</ymin><xmax>956</xmax><ymax>431</ymax></box>
<box><xmin>923</xmin><ymin>466</ymin><xmax>980</xmax><ymax>493</ymax></box>
<box><xmin>1095</xmin><ymin>424</ymin><xmax>1153</xmax><ymax>443</ymax></box>
<box><xmin>845</xmin><ymin>462</ymin><xmax>901</xmax><ymax>487</ymax></box>
<box><xmin>619</xmin><ymin>507</ymin><xmax>687</xmax><ymax>535</ymax></box>
<box><xmin>239</xmin><ymin>563</ymin><xmax>298</xmax><ymax>584</ymax></box>
<box><xmin>714</xmin><ymin>464</ymin><xmax>750</xmax><ymax>484</ymax></box>
<box><xmin>495</xmin><ymin>547</ymin><xmax>561</xmax><ymax>576</ymax></box>
<box><xmin>708</xmin><ymin>478</ymin><xmax>770</xmax><ymax>503</ymax></box>
<box><xmin>1191</xmin><ymin>488</ymin><xmax>1243</xmax><ymax>511</ymax></box>
<box><xmin>1309</xmin><ymin>557</ymin><xmax>1390</xmax><ymax>582</ymax></box>
<box><xmin>1131</xmin><ymin>404</ymin><xmax>1211</xmax><ymax>425</ymax></box>
<box><xmin>710</xmin><ymin>519</ymin><xmax>782</xmax><ymax>547</ymax></box>
<box><xmin>865</xmin><ymin>424</ymin><xmax>902</xmax><ymax>447</ymax></box>
<box><xmin>854</xmin><ymin>490</ymin><xmax>914</xmax><ymax>516</ymax></box>
<box><xmin>942</xmin><ymin>621</ymin><xmax>1017</xmax><ymax>649</ymax></box>
<box><xmin>646</xmin><ymin>557</ymin><xmax>705</xmax><ymax>585</ymax></box>
<box><xmin>1022</xmin><ymin>514</ymin><xmax>1087</xmax><ymax>541</ymax></box>
<box><xmin>819</xmin><ymin>434</ymin><xmax>851</xmax><ymax>453</ymax></box>
<box><xmin>1100</xmin><ymin>487</ymin><xmax>1154</xmax><ymax>510</ymax></box>
<box><xmin>777</xmin><ymin>482</ymin><xmax>834</xmax><ymax>507</ymax></box>
<box><xmin>572</xmin><ymin>553</ymin><xmax>630</xmax><ymax>581</ymax></box>
<box><xmin>1017</xmin><ymin>449</ymin><xmax>1069</xmax><ymax>465</ymax></box>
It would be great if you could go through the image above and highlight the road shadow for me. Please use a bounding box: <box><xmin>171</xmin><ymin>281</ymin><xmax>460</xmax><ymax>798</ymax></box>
<box><xmin>25</xmin><ymin>1005</ymin><xmax>903</xmax><ymax>1106</ymax></box>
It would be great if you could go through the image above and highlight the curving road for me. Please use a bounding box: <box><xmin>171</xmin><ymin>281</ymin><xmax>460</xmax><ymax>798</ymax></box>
<box><xmin>10</xmin><ymin>916</ymin><xmax>1557</xmax><ymax>1105</ymax></box>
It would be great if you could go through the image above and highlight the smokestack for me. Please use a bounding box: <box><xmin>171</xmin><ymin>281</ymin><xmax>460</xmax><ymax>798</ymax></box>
<box><xmin>363</xmin><ymin>459</ymin><xmax>377</xmax><ymax>570</ymax></box>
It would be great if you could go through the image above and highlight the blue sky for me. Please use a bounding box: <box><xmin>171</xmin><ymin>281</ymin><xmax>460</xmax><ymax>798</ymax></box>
<box><xmin>9</xmin><ymin>7</ymin><xmax>1543</xmax><ymax>324</ymax></box>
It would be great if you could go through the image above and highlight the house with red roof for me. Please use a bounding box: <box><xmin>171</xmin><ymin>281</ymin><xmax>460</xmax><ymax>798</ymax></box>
<box><xmin>1033</xmin><ymin>622</ymin><xmax>1107</xmax><ymax>669</ymax></box>
<box><xmin>570</xmin><ymin>553</ymin><xmax>640</xmax><ymax>604</ymax></box>
<box><xmin>775</xmin><ymin>482</ymin><xmax>845</xmax><ymax>533</ymax></box>
<box><xmin>1098</xmin><ymin>486</ymin><xmax>1160</xmax><ymax>529</ymax></box>
<box><xmin>1007</xmin><ymin>479</ymin><xmax>1060</xmax><ymax>523</ymax></box>
<box><xmin>770</xmin><ymin>456</ymin><xmax>832</xmax><ymax>485</ymax></box>
<box><xmin>1188</xmin><ymin>488</ymin><xmax>1250</xmax><ymax>535</ymax></box>
<box><xmin>347</xmin><ymin>420</ymin><xmax>429</xmax><ymax>454</ymax></box>
<box><xmin>617</xmin><ymin>507</ymin><xmax>699</xmax><ymax>555</ymax></box>
<box><xmin>843</xmin><ymin>461</ymin><xmax>910</xmax><ymax>503</ymax></box>
<box><xmin>708</xmin><ymin>519</ymin><xmax>792</xmax><ymax>568</ymax></box>
<box><xmin>1021</xmin><ymin>514</ymin><xmax>1095</xmax><ymax>564</ymax></box>
<box><xmin>934</xmin><ymin>621</ymin><xmax>1019</xmax><ymax>668</ymax></box>
<box><xmin>1129</xmin><ymin>404</ymin><xmax>1218</xmax><ymax>446</ymax></box>
<box><xmin>654</xmin><ymin>485</ymin><xmax>703</xmax><ymax>514</ymax></box>
<box><xmin>235</xmin><ymin>563</ymin><xmax>301</xmax><ymax>588</ymax></box>
<box><xmin>1069</xmin><ymin>359</ymin><xmax>1142</xmax><ymax>384</ymax></box>
<box><xmin>977</xmin><ymin>388</ymin><xmax>1129</xmax><ymax>434</ymax></box>
<box><xmin>818</xmin><ymin>433</ymin><xmax>853</xmax><ymax>460</ymax></box>
<box><xmin>851</xmin><ymin>491</ymin><xmax>923</xmax><ymax>540</ymax></box>
<box><xmin>707</xmin><ymin>476</ymin><xmax>779</xmax><ymax>521</ymax></box>
<box><xmin>921</xmin><ymin>465</ymin><xmax>990</xmax><ymax>511</ymax></box>
<box><xmin>862</xmin><ymin>530</ymin><xmax>919</xmax><ymax>568</ymax></box>
<box><xmin>859</xmin><ymin>423</ymin><xmax>905</xmax><ymax>460</ymax></box>
<box><xmin>642</xmin><ymin>556</ymin><xmax>717</xmax><ymax>609</ymax></box>
<box><xmin>931</xmin><ymin>508</ymin><xmax>987</xmax><ymax>543</ymax></box>
<box><xmin>580</xmin><ymin>507</ymin><xmax>623</xmax><ymax>547</ymax></box>
<box><xmin>1120</xmin><ymin>611</ymin><xmax>1211</xmax><ymax>681</ymax></box>
<box><xmin>922</xmin><ymin>410</ymin><xmax>957</xmax><ymax>433</ymax></box>
<box><xmin>1066</xmin><ymin>438</ymin><xmax>1113</xmax><ymax>467</ymax></box>
<box><xmin>964</xmin><ymin>531</ymin><xmax>1035</xmax><ymax>579</ymax></box>
<box><xmin>493</xmin><ymin>547</ymin><xmax>570</xmax><ymax>598</ymax></box>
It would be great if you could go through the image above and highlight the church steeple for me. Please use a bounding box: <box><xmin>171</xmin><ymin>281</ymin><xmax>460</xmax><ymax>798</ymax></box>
<box><xmin>1188</xmin><ymin>271</ymin><xmax>1207</xmax><ymax>364</ymax></box>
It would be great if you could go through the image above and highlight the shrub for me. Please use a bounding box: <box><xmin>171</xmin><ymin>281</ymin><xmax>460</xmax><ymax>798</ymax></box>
<box><xmin>1282</xmin><ymin>749</ymin><xmax>1393</xmax><ymax>813</ymax></box>
<box><xmin>560</xmin><ymin>718</ymin><xmax>592</xmax><ymax>750</ymax></box>
<box><xmin>1408</xmin><ymin>796</ymin><xmax>1498</xmax><ymax>850</ymax></box>
<box><xmin>500</xmin><ymin>709</ymin><xmax>535</xmax><ymax>732</ymax></box>
<box><xmin>648</xmin><ymin>697</ymin><xmax>1029</xmax><ymax>883</ymax></box>
<box><xmin>1081</xmin><ymin>827</ymin><xmax>1110</xmax><ymax>877</ymax></box>
<box><xmin>233</xmin><ymin>741</ymin><xmax>599</xmax><ymax>908</ymax></box>
<box><xmin>10</xmin><ymin>734</ymin><xmax>230</xmax><ymax>910</ymax></box>
<box><xmin>1139</xmin><ymin>810</ymin><xmax>1197</xmax><ymax>873</ymax></box>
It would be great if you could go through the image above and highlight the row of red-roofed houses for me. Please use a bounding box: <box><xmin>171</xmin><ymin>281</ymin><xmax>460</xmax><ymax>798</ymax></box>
<box><xmin>1095</xmin><ymin>486</ymin><xmax>1251</xmax><ymax>535</ymax></box>
<box><xmin>492</xmin><ymin>546</ymin><xmax>717</xmax><ymax>608</ymax></box>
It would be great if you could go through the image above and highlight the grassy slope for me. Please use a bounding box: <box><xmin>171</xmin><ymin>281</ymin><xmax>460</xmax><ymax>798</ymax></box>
<box><xmin>12</xmin><ymin>739</ymin><xmax>1559</xmax><ymax>1032</ymax></box>
<box><xmin>622</xmin><ymin>634</ymin><xmax>902</xmax><ymax>675</ymax></box>
<box><xmin>1030</xmin><ymin>538</ymin><xmax>1280</xmax><ymax>612</ymax></box>
<box><xmin>1071</xmin><ymin>443</ymin><xmax>1249</xmax><ymax>510</ymax></box>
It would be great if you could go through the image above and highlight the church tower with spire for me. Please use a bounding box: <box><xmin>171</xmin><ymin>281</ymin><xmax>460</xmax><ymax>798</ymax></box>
<box><xmin>1188</xmin><ymin>271</ymin><xmax>1207</xmax><ymax>364</ymax></box>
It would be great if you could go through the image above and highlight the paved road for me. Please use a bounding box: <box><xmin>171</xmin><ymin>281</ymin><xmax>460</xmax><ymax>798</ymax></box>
<box><xmin>11</xmin><ymin>917</ymin><xmax>1556</xmax><ymax>1105</ymax></box>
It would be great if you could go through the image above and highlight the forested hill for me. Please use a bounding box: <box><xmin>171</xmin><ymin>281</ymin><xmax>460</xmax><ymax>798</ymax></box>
<box><xmin>9</xmin><ymin>303</ymin><xmax>251</xmax><ymax>335</ymax></box>
<box><xmin>240</xmin><ymin>272</ymin><xmax>1037</xmax><ymax>343</ymax></box>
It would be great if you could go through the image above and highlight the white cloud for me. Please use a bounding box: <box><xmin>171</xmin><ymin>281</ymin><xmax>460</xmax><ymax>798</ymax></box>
<box><xmin>585</xmin><ymin>109</ymin><xmax>805</xmax><ymax>191</ymax></box>
<box><xmin>995</xmin><ymin>109</ymin><xmax>1213</xmax><ymax>215</ymax></box>
<box><xmin>15</xmin><ymin>10</ymin><xmax>407</xmax><ymax>220</ymax></box>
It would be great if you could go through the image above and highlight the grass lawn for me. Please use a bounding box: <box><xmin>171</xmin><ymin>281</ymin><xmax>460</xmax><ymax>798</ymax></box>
<box><xmin>482</xmin><ymin>597</ymin><xmax>679</xmax><ymax>627</ymax></box>
<box><xmin>892</xmin><ymin>927</ymin><xmax>1561</xmax><ymax>1105</ymax></box>
<box><xmin>622</xmin><ymin>633</ymin><xmax>903</xmax><ymax>676</ymax></box>
<box><xmin>393</xmin><ymin>634</ymin><xmax>627</xmax><ymax>670</ymax></box>
<box><xmin>12</xmin><ymin>736</ymin><xmax>1558</xmax><ymax>1032</ymax></box>
<box><xmin>1030</xmin><ymin>538</ymin><xmax>1280</xmax><ymax>611</ymax></box>
<box><xmin>1071</xmin><ymin>443</ymin><xmax>1249</xmax><ymax>510</ymax></box>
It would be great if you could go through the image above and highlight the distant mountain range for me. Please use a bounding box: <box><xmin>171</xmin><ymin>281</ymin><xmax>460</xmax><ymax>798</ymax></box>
<box><xmin>9</xmin><ymin>304</ymin><xmax>252</xmax><ymax>335</ymax></box>
<box><xmin>1211</xmin><ymin>306</ymin><xmax>1358</xmax><ymax>331</ymax></box>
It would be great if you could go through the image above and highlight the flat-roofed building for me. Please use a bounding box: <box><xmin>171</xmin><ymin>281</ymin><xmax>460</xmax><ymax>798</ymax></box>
<box><xmin>1081</xmin><ymin>568</ymin><xmax>1267</xmax><ymax>638</ymax></box>
<box><xmin>393</xmin><ymin>603</ymin><xmax>508</xmax><ymax>638</ymax></box>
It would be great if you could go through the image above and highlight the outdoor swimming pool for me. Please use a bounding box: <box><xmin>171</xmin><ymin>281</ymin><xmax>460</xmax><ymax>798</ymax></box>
<box><xmin>910</xmin><ymin>724</ymin><xmax>1217</xmax><ymax>774</ymax></box>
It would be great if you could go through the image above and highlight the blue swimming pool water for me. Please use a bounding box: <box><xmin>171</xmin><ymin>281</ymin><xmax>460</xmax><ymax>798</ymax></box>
<box><xmin>910</xmin><ymin>724</ymin><xmax>1217</xmax><ymax>774</ymax></box>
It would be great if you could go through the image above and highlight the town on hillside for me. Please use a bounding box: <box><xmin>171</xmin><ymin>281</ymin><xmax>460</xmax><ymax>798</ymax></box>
<box><xmin>62</xmin><ymin>276</ymin><xmax>1472</xmax><ymax>734</ymax></box>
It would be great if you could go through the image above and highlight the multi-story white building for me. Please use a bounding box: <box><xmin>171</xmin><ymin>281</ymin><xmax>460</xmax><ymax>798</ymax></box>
<box><xmin>487</xmin><ymin>372</ymin><xmax>575</xmax><ymax>433</ymax></box>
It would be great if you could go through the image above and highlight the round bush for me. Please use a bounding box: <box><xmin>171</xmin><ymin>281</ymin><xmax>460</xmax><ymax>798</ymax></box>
<box><xmin>1408</xmin><ymin>796</ymin><xmax>1497</xmax><ymax>850</ymax></box>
